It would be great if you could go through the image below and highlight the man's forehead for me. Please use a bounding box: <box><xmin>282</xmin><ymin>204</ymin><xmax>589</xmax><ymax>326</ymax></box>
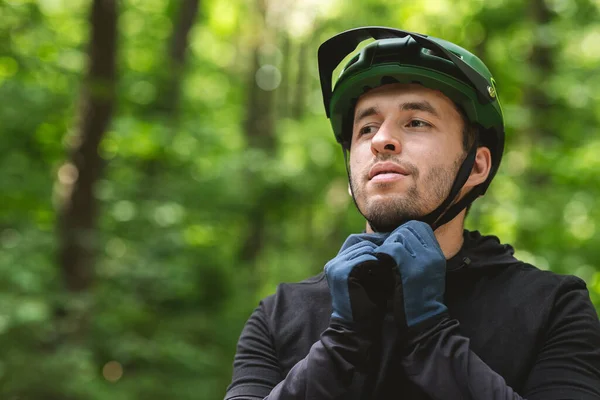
<box><xmin>354</xmin><ymin>83</ymin><xmax>458</xmax><ymax>117</ymax></box>
<box><xmin>356</xmin><ymin>83</ymin><xmax>450</xmax><ymax>106</ymax></box>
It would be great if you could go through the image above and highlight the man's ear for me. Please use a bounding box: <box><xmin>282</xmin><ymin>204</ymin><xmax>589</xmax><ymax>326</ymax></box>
<box><xmin>465</xmin><ymin>146</ymin><xmax>492</xmax><ymax>189</ymax></box>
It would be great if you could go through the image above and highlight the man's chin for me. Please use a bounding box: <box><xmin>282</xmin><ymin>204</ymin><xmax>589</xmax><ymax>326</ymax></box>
<box><xmin>354</xmin><ymin>192</ymin><xmax>423</xmax><ymax>230</ymax></box>
<box><xmin>364</xmin><ymin>210</ymin><xmax>422</xmax><ymax>233</ymax></box>
<box><xmin>366</xmin><ymin>217</ymin><xmax>406</xmax><ymax>233</ymax></box>
<box><xmin>365</xmin><ymin>191</ymin><xmax>408</xmax><ymax>206</ymax></box>
<box><xmin>364</xmin><ymin>195</ymin><xmax>413</xmax><ymax>213</ymax></box>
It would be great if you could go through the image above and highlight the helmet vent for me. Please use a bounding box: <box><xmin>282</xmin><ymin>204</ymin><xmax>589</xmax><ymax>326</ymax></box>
<box><xmin>422</xmin><ymin>47</ymin><xmax>463</xmax><ymax>60</ymax></box>
<box><xmin>340</xmin><ymin>54</ymin><xmax>360</xmax><ymax>77</ymax></box>
<box><xmin>346</xmin><ymin>54</ymin><xmax>360</xmax><ymax>68</ymax></box>
<box><xmin>373</xmin><ymin>51</ymin><xmax>407</xmax><ymax>65</ymax></box>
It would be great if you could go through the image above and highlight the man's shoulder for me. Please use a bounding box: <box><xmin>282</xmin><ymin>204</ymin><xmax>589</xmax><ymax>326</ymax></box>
<box><xmin>484</xmin><ymin>260</ymin><xmax>591</xmax><ymax>312</ymax></box>
<box><xmin>461</xmin><ymin>229</ymin><xmax>588</xmax><ymax>292</ymax></box>
<box><xmin>282</xmin><ymin>271</ymin><xmax>328</xmax><ymax>287</ymax></box>
<box><xmin>257</xmin><ymin>272</ymin><xmax>331</xmax><ymax>344</ymax></box>
<box><xmin>260</xmin><ymin>272</ymin><xmax>329</xmax><ymax>310</ymax></box>
<box><xmin>505</xmin><ymin>261</ymin><xmax>587</xmax><ymax>289</ymax></box>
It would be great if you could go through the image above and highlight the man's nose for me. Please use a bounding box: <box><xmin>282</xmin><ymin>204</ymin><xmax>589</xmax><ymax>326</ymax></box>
<box><xmin>371</xmin><ymin>122</ymin><xmax>402</xmax><ymax>156</ymax></box>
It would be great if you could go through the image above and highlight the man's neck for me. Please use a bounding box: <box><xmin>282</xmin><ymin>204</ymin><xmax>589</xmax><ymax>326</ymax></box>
<box><xmin>366</xmin><ymin>211</ymin><xmax>466</xmax><ymax>260</ymax></box>
<box><xmin>432</xmin><ymin>214</ymin><xmax>465</xmax><ymax>259</ymax></box>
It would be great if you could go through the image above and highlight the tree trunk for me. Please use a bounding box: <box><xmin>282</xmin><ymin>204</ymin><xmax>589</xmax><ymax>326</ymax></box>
<box><xmin>55</xmin><ymin>0</ymin><xmax>118</xmax><ymax>344</ymax></box>
<box><xmin>57</xmin><ymin>0</ymin><xmax>118</xmax><ymax>294</ymax></box>
<box><xmin>154</xmin><ymin>0</ymin><xmax>200</xmax><ymax>117</ymax></box>
<box><xmin>239</xmin><ymin>0</ymin><xmax>276</xmax><ymax>270</ymax></box>
<box><xmin>139</xmin><ymin>0</ymin><xmax>200</xmax><ymax>188</ymax></box>
<box><xmin>526</xmin><ymin>0</ymin><xmax>557</xmax><ymax>140</ymax></box>
<box><xmin>291</xmin><ymin>41</ymin><xmax>307</xmax><ymax>120</ymax></box>
<box><xmin>243</xmin><ymin>45</ymin><xmax>276</xmax><ymax>150</ymax></box>
<box><xmin>239</xmin><ymin>55</ymin><xmax>276</xmax><ymax>265</ymax></box>
<box><xmin>278</xmin><ymin>32</ymin><xmax>291</xmax><ymax>119</ymax></box>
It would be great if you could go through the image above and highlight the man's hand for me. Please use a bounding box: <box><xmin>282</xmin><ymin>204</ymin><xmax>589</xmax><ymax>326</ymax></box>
<box><xmin>375</xmin><ymin>221</ymin><xmax>448</xmax><ymax>335</ymax></box>
<box><xmin>324</xmin><ymin>233</ymin><xmax>393</xmax><ymax>330</ymax></box>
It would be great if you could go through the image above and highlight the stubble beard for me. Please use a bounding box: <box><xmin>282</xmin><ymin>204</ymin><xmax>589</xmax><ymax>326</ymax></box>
<box><xmin>349</xmin><ymin>158</ymin><xmax>460</xmax><ymax>233</ymax></box>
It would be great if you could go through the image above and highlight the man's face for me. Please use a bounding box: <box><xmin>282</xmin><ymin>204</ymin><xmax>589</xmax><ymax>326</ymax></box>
<box><xmin>349</xmin><ymin>83</ymin><xmax>466</xmax><ymax>232</ymax></box>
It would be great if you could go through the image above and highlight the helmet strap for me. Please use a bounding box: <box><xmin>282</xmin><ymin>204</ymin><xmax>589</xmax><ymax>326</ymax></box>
<box><xmin>422</xmin><ymin>142</ymin><xmax>478</xmax><ymax>230</ymax></box>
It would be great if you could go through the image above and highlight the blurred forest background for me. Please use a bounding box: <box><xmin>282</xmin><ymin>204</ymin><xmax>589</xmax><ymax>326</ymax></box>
<box><xmin>2</xmin><ymin>0</ymin><xmax>600</xmax><ymax>398</ymax></box>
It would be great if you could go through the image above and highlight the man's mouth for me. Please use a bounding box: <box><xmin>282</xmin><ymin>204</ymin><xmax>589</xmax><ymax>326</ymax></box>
<box><xmin>368</xmin><ymin>162</ymin><xmax>409</xmax><ymax>181</ymax></box>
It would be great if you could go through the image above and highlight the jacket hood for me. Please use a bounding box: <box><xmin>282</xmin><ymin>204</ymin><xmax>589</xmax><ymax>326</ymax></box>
<box><xmin>447</xmin><ymin>230</ymin><xmax>519</xmax><ymax>271</ymax></box>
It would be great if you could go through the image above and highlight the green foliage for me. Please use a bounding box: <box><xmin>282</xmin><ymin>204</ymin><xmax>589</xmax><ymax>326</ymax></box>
<box><xmin>2</xmin><ymin>0</ymin><xmax>600</xmax><ymax>398</ymax></box>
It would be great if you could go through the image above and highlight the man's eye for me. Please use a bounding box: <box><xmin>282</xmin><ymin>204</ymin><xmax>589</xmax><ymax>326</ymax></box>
<box><xmin>407</xmin><ymin>119</ymin><xmax>431</xmax><ymax>128</ymax></box>
<box><xmin>359</xmin><ymin>125</ymin><xmax>378</xmax><ymax>135</ymax></box>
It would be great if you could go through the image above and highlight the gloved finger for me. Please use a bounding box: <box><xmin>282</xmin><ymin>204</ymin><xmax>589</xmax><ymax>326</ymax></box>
<box><xmin>355</xmin><ymin>232</ymin><xmax>390</xmax><ymax>245</ymax></box>
<box><xmin>384</xmin><ymin>230</ymin><xmax>405</xmax><ymax>245</ymax></box>
<box><xmin>403</xmin><ymin>221</ymin><xmax>442</xmax><ymax>253</ymax></box>
<box><xmin>336</xmin><ymin>253</ymin><xmax>379</xmax><ymax>272</ymax></box>
<box><xmin>403</xmin><ymin>224</ymin><xmax>444</xmax><ymax>258</ymax></box>
<box><xmin>339</xmin><ymin>234</ymin><xmax>364</xmax><ymax>252</ymax></box>
<box><xmin>338</xmin><ymin>240</ymin><xmax>379</xmax><ymax>258</ymax></box>
<box><xmin>340</xmin><ymin>232</ymin><xmax>389</xmax><ymax>253</ymax></box>
<box><xmin>385</xmin><ymin>221</ymin><xmax>411</xmax><ymax>242</ymax></box>
<box><xmin>325</xmin><ymin>251</ymin><xmax>379</xmax><ymax>274</ymax></box>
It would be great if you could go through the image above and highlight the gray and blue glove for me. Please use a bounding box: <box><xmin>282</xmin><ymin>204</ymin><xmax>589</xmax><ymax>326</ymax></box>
<box><xmin>324</xmin><ymin>233</ymin><xmax>393</xmax><ymax>330</ymax></box>
<box><xmin>375</xmin><ymin>221</ymin><xmax>448</xmax><ymax>333</ymax></box>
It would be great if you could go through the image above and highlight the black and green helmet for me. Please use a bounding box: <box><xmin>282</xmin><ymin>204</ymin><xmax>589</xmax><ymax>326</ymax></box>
<box><xmin>317</xmin><ymin>27</ymin><xmax>505</xmax><ymax>229</ymax></box>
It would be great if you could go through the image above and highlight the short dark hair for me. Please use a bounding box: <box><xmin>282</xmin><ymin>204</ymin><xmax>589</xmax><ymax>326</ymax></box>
<box><xmin>455</xmin><ymin>104</ymin><xmax>479</xmax><ymax>152</ymax></box>
<box><xmin>454</xmin><ymin>103</ymin><xmax>481</xmax><ymax>218</ymax></box>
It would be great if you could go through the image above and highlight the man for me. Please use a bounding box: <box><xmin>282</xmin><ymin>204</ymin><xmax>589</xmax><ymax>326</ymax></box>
<box><xmin>224</xmin><ymin>27</ymin><xmax>600</xmax><ymax>399</ymax></box>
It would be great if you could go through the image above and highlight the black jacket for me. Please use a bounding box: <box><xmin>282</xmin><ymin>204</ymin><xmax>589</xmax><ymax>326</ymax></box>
<box><xmin>225</xmin><ymin>231</ymin><xmax>600</xmax><ymax>399</ymax></box>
